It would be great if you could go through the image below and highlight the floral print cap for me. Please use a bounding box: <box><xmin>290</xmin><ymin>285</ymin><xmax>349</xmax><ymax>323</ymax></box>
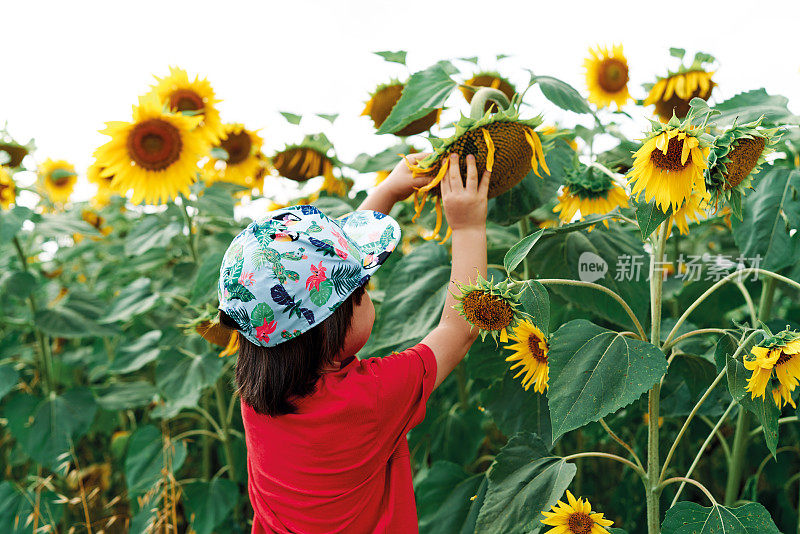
<box><xmin>218</xmin><ymin>205</ymin><xmax>400</xmax><ymax>347</ymax></box>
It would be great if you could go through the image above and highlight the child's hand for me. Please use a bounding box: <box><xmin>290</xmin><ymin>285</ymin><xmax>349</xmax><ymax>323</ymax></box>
<box><xmin>441</xmin><ymin>154</ymin><xmax>489</xmax><ymax>230</ymax></box>
<box><xmin>378</xmin><ymin>153</ymin><xmax>432</xmax><ymax>202</ymax></box>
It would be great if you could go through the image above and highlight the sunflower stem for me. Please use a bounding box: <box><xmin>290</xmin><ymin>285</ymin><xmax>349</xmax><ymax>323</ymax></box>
<box><xmin>469</xmin><ymin>88</ymin><xmax>511</xmax><ymax>119</ymax></box>
<box><xmin>724</xmin><ymin>276</ymin><xmax>776</xmax><ymax>505</ymax></box>
<box><xmin>214</xmin><ymin>377</ymin><xmax>238</xmax><ymax>484</ymax></box>
<box><xmin>179</xmin><ymin>194</ymin><xmax>199</xmax><ymax>263</ymax></box>
<box><xmin>517</xmin><ymin>218</ymin><xmax>530</xmax><ymax>280</ymax></box>
<box><xmin>646</xmin><ymin>218</ymin><xmax>669</xmax><ymax>534</ymax></box>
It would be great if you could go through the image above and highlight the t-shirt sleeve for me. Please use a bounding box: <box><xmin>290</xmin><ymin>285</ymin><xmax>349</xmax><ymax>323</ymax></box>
<box><xmin>365</xmin><ymin>343</ymin><xmax>437</xmax><ymax>443</ymax></box>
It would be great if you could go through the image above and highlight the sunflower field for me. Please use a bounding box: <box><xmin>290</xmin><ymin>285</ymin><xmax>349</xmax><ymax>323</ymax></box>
<box><xmin>2</xmin><ymin>46</ymin><xmax>800</xmax><ymax>534</ymax></box>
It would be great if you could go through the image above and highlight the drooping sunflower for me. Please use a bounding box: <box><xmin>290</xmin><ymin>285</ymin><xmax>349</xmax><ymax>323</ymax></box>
<box><xmin>196</xmin><ymin>319</ymin><xmax>240</xmax><ymax>358</ymax></box>
<box><xmin>0</xmin><ymin>167</ymin><xmax>16</xmax><ymax>209</ymax></box>
<box><xmin>460</xmin><ymin>71</ymin><xmax>516</xmax><ymax>112</ymax></box>
<box><xmin>645</xmin><ymin>52</ymin><xmax>716</xmax><ymax>122</ymax></box>
<box><xmin>454</xmin><ymin>274</ymin><xmax>523</xmax><ymax>343</ymax></box>
<box><xmin>671</xmin><ymin>189</ymin><xmax>709</xmax><ymax>235</ymax></box>
<box><xmin>553</xmin><ymin>164</ymin><xmax>628</xmax><ymax>226</ymax></box>
<box><xmin>204</xmin><ymin>124</ymin><xmax>264</xmax><ymax>187</ymax></box>
<box><xmin>94</xmin><ymin>94</ymin><xmax>206</xmax><ymax>205</ymax></box>
<box><xmin>73</xmin><ymin>209</ymin><xmax>113</xmax><ymax>243</ymax></box>
<box><xmin>0</xmin><ymin>140</ymin><xmax>30</xmax><ymax>168</ymax></box>
<box><xmin>149</xmin><ymin>66</ymin><xmax>224</xmax><ymax>145</ymax></box>
<box><xmin>584</xmin><ymin>44</ymin><xmax>630</xmax><ymax>110</ymax></box>
<box><xmin>406</xmin><ymin>89</ymin><xmax>549</xmax><ymax>241</ymax></box>
<box><xmin>744</xmin><ymin>329</ymin><xmax>800</xmax><ymax>409</ymax></box>
<box><xmin>705</xmin><ymin>118</ymin><xmax>780</xmax><ymax>216</ymax></box>
<box><xmin>541</xmin><ymin>491</ymin><xmax>614</xmax><ymax>534</ymax></box>
<box><xmin>362</xmin><ymin>81</ymin><xmax>441</xmax><ymax>136</ymax></box>
<box><xmin>38</xmin><ymin>158</ymin><xmax>77</xmax><ymax>204</ymax></box>
<box><xmin>504</xmin><ymin>320</ymin><xmax>549</xmax><ymax>393</ymax></box>
<box><xmin>626</xmin><ymin>115</ymin><xmax>713</xmax><ymax>212</ymax></box>
<box><xmin>273</xmin><ymin>134</ymin><xmax>348</xmax><ymax>195</ymax></box>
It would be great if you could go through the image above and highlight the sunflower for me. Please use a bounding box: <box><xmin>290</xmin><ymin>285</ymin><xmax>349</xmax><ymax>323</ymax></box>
<box><xmin>705</xmin><ymin>118</ymin><xmax>780</xmax><ymax>215</ymax></box>
<box><xmin>541</xmin><ymin>125</ymin><xmax>578</xmax><ymax>151</ymax></box>
<box><xmin>553</xmin><ymin>164</ymin><xmax>628</xmax><ymax>226</ymax></box>
<box><xmin>460</xmin><ymin>72</ymin><xmax>516</xmax><ymax>112</ymax></box>
<box><xmin>94</xmin><ymin>94</ymin><xmax>206</xmax><ymax>205</ymax></box>
<box><xmin>0</xmin><ymin>140</ymin><xmax>29</xmax><ymax>168</ymax></box>
<box><xmin>504</xmin><ymin>320</ymin><xmax>549</xmax><ymax>393</ymax></box>
<box><xmin>541</xmin><ymin>491</ymin><xmax>614</xmax><ymax>534</ymax></box>
<box><xmin>744</xmin><ymin>329</ymin><xmax>800</xmax><ymax>409</ymax></box>
<box><xmin>645</xmin><ymin>52</ymin><xmax>716</xmax><ymax>122</ymax></box>
<box><xmin>671</xmin><ymin>189</ymin><xmax>709</xmax><ymax>235</ymax></box>
<box><xmin>82</xmin><ymin>209</ymin><xmax>112</xmax><ymax>236</ymax></box>
<box><xmin>39</xmin><ymin>158</ymin><xmax>77</xmax><ymax>204</ymax></box>
<box><xmin>204</xmin><ymin>124</ymin><xmax>264</xmax><ymax>187</ymax></box>
<box><xmin>626</xmin><ymin>115</ymin><xmax>713</xmax><ymax>212</ymax></box>
<box><xmin>149</xmin><ymin>66</ymin><xmax>224</xmax><ymax>145</ymax></box>
<box><xmin>0</xmin><ymin>167</ymin><xmax>15</xmax><ymax>209</ymax></box>
<box><xmin>584</xmin><ymin>44</ymin><xmax>630</xmax><ymax>110</ymax></box>
<box><xmin>86</xmin><ymin>161</ymin><xmax>117</xmax><ymax>208</ymax></box>
<box><xmin>406</xmin><ymin>91</ymin><xmax>548</xmax><ymax>241</ymax></box>
<box><xmin>454</xmin><ymin>274</ymin><xmax>523</xmax><ymax>343</ymax></box>
<box><xmin>196</xmin><ymin>319</ymin><xmax>240</xmax><ymax>358</ymax></box>
<box><xmin>362</xmin><ymin>81</ymin><xmax>441</xmax><ymax>136</ymax></box>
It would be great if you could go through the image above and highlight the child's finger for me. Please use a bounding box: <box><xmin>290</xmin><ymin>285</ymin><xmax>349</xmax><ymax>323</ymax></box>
<box><xmin>447</xmin><ymin>153</ymin><xmax>461</xmax><ymax>190</ymax></box>
<box><xmin>440</xmin><ymin>160</ymin><xmax>453</xmax><ymax>196</ymax></box>
<box><xmin>465</xmin><ymin>155</ymin><xmax>478</xmax><ymax>192</ymax></box>
<box><xmin>478</xmin><ymin>170</ymin><xmax>491</xmax><ymax>197</ymax></box>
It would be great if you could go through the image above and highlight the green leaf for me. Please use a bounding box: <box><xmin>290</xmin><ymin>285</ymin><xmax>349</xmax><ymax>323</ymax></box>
<box><xmin>732</xmin><ymin>167</ymin><xmax>800</xmax><ymax>272</ymax></box>
<box><xmin>316</xmin><ymin>113</ymin><xmax>339</xmax><ymax>123</ymax></box>
<box><xmin>209</xmin><ymin>147</ymin><xmax>229</xmax><ymax>161</ymax></box>
<box><xmin>125</xmin><ymin>425</ymin><xmax>187</xmax><ymax>498</ymax></box>
<box><xmin>0</xmin><ymin>270</ymin><xmax>36</xmax><ymax>299</ymax></box>
<box><xmin>0</xmin><ymin>364</ymin><xmax>19</xmax><ymax>402</ymax></box>
<box><xmin>533</xmin><ymin>75</ymin><xmax>591</xmax><ymax>114</ymax></box>
<box><xmin>547</xmin><ymin>320</ymin><xmax>668</xmax><ymax>440</ymax></box>
<box><xmin>363</xmin><ymin>243</ymin><xmax>450</xmax><ymax>354</ymax></box>
<box><xmin>93</xmin><ymin>381</ymin><xmax>157</xmax><ymax>410</ymax></box>
<box><xmin>103</xmin><ymin>277</ymin><xmax>159</xmax><ymax>323</ymax></box>
<box><xmin>374</xmin><ymin>50</ymin><xmax>407</xmax><ymax>65</ymax></box>
<box><xmin>124</xmin><ymin>217</ymin><xmax>182</xmax><ymax>256</ymax></box>
<box><xmin>26</xmin><ymin>388</ymin><xmax>97</xmax><ymax>469</ymax></box>
<box><xmin>726</xmin><ymin>350</ymin><xmax>779</xmax><ymax>456</ymax></box>
<box><xmin>377</xmin><ymin>64</ymin><xmax>457</xmax><ymax>135</ymax></box>
<box><xmin>2</xmin><ymin>393</ymin><xmax>40</xmax><ymax>448</ymax></box>
<box><xmin>661</xmin><ymin>501</ymin><xmax>780</xmax><ymax>533</ymax></box>
<box><xmin>36</xmin><ymin>306</ymin><xmax>118</xmax><ymax>338</ymax></box>
<box><xmin>279</xmin><ymin>111</ymin><xmax>302</xmax><ymax>124</ymax></box>
<box><xmin>193</xmin><ymin>182</ymin><xmax>243</xmax><ymax>218</ymax></box>
<box><xmin>504</xmin><ymin>229</ymin><xmax>544</xmax><ymax>273</ymax></box>
<box><xmin>475</xmin><ymin>432</ymin><xmax>576</xmax><ymax>534</ymax></box>
<box><xmin>416</xmin><ymin>462</ymin><xmax>483</xmax><ymax>534</ymax></box>
<box><xmin>182</xmin><ymin>478</ymin><xmax>238</xmax><ymax>534</ymax></box>
<box><xmin>635</xmin><ymin>199</ymin><xmax>671</xmax><ymax>240</ymax></box>
<box><xmin>518</xmin><ymin>280</ymin><xmax>550</xmax><ymax>334</ymax></box>
<box><xmin>483</xmin><ymin>372</ymin><xmax>552</xmax><ymax>447</ymax></box>
<box><xmin>711</xmin><ymin>89</ymin><xmax>799</xmax><ymax>126</ymax></box>
<box><xmin>0</xmin><ymin>482</ymin><xmax>64</xmax><ymax>533</ymax></box>
<box><xmin>349</xmin><ymin>142</ymin><xmax>416</xmax><ymax>173</ymax></box>
<box><xmin>36</xmin><ymin>213</ymin><xmax>101</xmax><ymax>238</ymax></box>
<box><xmin>669</xmin><ymin>47</ymin><xmax>686</xmax><ymax>59</ymax></box>
<box><xmin>192</xmin><ymin>254</ymin><xmax>224</xmax><ymax>305</ymax></box>
<box><xmin>108</xmin><ymin>330</ymin><xmax>162</xmax><ymax>375</ymax></box>
<box><xmin>0</xmin><ymin>205</ymin><xmax>32</xmax><ymax>241</ymax></box>
<box><xmin>312</xmin><ymin>195</ymin><xmax>358</xmax><ymax>219</ymax></box>
<box><xmin>154</xmin><ymin>350</ymin><xmax>224</xmax><ymax>417</ymax></box>
<box><xmin>50</xmin><ymin>168</ymin><xmax>76</xmax><ymax>180</ymax></box>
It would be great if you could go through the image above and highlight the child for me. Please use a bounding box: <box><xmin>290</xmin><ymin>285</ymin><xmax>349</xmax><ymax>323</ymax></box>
<box><xmin>217</xmin><ymin>153</ymin><xmax>490</xmax><ymax>533</ymax></box>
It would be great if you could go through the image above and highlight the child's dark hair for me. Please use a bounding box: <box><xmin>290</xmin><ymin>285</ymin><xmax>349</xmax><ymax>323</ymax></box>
<box><xmin>220</xmin><ymin>284</ymin><xmax>367</xmax><ymax>416</ymax></box>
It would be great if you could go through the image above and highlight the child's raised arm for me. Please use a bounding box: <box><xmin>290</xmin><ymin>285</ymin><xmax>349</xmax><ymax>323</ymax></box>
<box><xmin>421</xmin><ymin>153</ymin><xmax>489</xmax><ymax>388</ymax></box>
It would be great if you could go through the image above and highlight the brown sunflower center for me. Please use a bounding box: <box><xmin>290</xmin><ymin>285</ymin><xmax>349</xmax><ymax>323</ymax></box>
<box><xmin>461</xmin><ymin>290</ymin><xmax>513</xmax><ymax>331</ymax></box>
<box><xmin>169</xmin><ymin>89</ymin><xmax>205</xmax><ymax>113</ymax></box>
<box><xmin>598</xmin><ymin>58</ymin><xmax>629</xmax><ymax>93</ymax></box>
<box><xmin>776</xmin><ymin>351</ymin><xmax>792</xmax><ymax>366</ymax></box>
<box><xmin>127</xmin><ymin>119</ymin><xmax>183</xmax><ymax>171</ymax></box>
<box><xmin>650</xmin><ymin>137</ymin><xmax>688</xmax><ymax>172</ymax></box>
<box><xmin>723</xmin><ymin>137</ymin><xmax>766</xmax><ymax>190</ymax></box>
<box><xmin>527</xmin><ymin>335</ymin><xmax>548</xmax><ymax>362</ymax></box>
<box><xmin>567</xmin><ymin>512</ymin><xmax>594</xmax><ymax>534</ymax></box>
<box><xmin>50</xmin><ymin>171</ymin><xmax>73</xmax><ymax>186</ymax></box>
<box><xmin>221</xmin><ymin>131</ymin><xmax>253</xmax><ymax>165</ymax></box>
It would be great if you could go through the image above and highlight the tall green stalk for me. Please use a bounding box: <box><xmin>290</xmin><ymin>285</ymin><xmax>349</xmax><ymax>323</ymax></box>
<box><xmin>724</xmin><ymin>277</ymin><xmax>776</xmax><ymax>505</ymax></box>
<box><xmin>646</xmin><ymin>219</ymin><xmax>669</xmax><ymax>534</ymax></box>
<box><xmin>214</xmin><ymin>377</ymin><xmax>237</xmax><ymax>482</ymax></box>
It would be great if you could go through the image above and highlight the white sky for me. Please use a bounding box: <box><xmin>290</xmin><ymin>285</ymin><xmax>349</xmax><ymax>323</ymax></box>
<box><xmin>3</xmin><ymin>0</ymin><xmax>800</xmax><ymax>207</ymax></box>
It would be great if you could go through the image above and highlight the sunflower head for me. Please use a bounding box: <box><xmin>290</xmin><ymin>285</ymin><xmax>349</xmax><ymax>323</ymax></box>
<box><xmin>705</xmin><ymin>118</ymin><xmax>780</xmax><ymax>216</ymax></box>
<box><xmin>273</xmin><ymin>133</ymin><xmax>337</xmax><ymax>183</ymax></box>
<box><xmin>204</xmin><ymin>124</ymin><xmax>265</xmax><ymax>187</ymax></box>
<box><xmin>0</xmin><ymin>167</ymin><xmax>16</xmax><ymax>209</ymax></box>
<box><xmin>150</xmin><ymin>66</ymin><xmax>224</xmax><ymax>145</ymax></box>
<box><xmin>86</xmin><ymin>161</ymin><xmax>117</xmax><ymax>208</ymax></box>
<box><xmin>584</xmin><ymin>44</ymin><xmax>630</xmax><ymax>110</ymax></box>
<box><xmin>460</xmin><ymin>71</ymin><xmax>516</xmax><ymax>112</ymax></box>
<box><xmin>541</xmin><ymin>490</ymin><xmax>614</xmax><ymax>534</ymax></box>
<box><xmin>627</xmin><ymin>114</ymin><xmax>714</xmax><ymax>212</ymax></box>
<box><xmin>504</xmin><ymin>320</ymin><xmax>550</xmax><ymax>392</ymax></box>
<box><xmin>554</xmin><ymin>163</ymin><xmax>629</xmax><ymax>225</ymax></box>
<box><xmin>744</xmin><ymin>328</ymin><xmax>800</xmax><ymax>409</ymax></box>
<box><xmin>453</xmin><ymin>274</ymin><xmax>523</xmax><ymax>343</ymax></box>
<box><xmin>405</xmin><ymin>101</ymin><xmax>547</xmax><ymax>241</ymax></box>
<box><xmin>671</xmin><ymin>189</ymin><xmax>709</xmax><ymax>236</ymax></box>
<box><xmin>644</xmin><ymin>51</ymin><xmax>716</xmax><ymax>122</ymax></box>
<box><xmin>362</xmin><ymin>80</ymin><xmax>441</xmax><ymax>136</ymax></box>
<box><xmin>94</xmin><ymin>94</ymin><xmax>206</xmax><ymax>205</ymax></box>
<box><xmin>0</xmin><ymin>140</ymin><xmax>30</xmax><ymax>168</ymax></box>
<box><xmin>38</xmin><ymin>158</ymin><xmax>77</xmax><ymax>205</ymax></box>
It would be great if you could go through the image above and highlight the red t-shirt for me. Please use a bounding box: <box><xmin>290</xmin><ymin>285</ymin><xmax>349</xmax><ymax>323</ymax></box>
<box><xmin>241</xmin><ymin>343</ymin><xmax>437</xmax><ymax>534</ymax></box>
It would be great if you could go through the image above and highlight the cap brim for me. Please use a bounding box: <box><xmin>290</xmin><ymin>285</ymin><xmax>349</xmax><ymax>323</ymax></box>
<box><xmin>335</xmin><ymin>210</ymin><xmax>401</xmax><ymax>271</ymax></box>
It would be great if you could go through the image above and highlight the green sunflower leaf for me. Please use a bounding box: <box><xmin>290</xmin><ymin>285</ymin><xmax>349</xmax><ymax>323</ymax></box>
<box><xmin>182</xmin><ymin>478</ymin><xmax>239</xmax><ymax>534</ymax></box>
<box><xmin>504</xmin><ymin>229</ymin><xmax>544</xmax><ymax>274</ymax></box>
<box><xmin>482</xmin><ymin>372</ymin><xmax>552</xmax><ymax>447</ymax></box>
<box><xmin>26</xmin><ymin>388</ymin><xmax>97</xmax><ymax>470</ymax></box>
<box><xmin>475</xmin><ymin>432</ymin><xmax>575</xmax><ymax>534</ymax></box>
<box><xmin>711</xmin><ymin>89</ymin><xmax>799</xmax><ymax>126</ymax></box>
<box><xmin>416</xmin><ymin>462</ymin><xmax>484</xmax><ymax>534</ymax></box>
<box><xmin>530</xmin><ymin>75</ymin><xmax>591</xmax><ymax>114</ymax></box>
<box><xmin>377</xmin><ymin>64</ymin><xmax>457</xmax><ymax>135</ymax></box>
<box><xmin>279</xmin><ymin>111</ymin><xmax>302</xmax><ymax>125</ymax></box>
<box><xmin>635</xmin><ymin>198</ymin><xmax>671</xmax><ymax>240</ymax></box>
<box><xmin>374</xmin><ymin>50</ymin><xmax>407</xmax><ymax>65</ymax></box>
<box><xmin>518</xmin><ymin>280</ymin><xmax>550</xmax><ymax>335</ymax></box>
<box><xmin>547</xmin><ymin>320</ymin><xmax>668</xmax><ymax>440</ymax></box>
<box><xmin>661</xmin><ymin>501</ymin><xmax>780</xmax><ymax>534</ymax></box>
<box><xmin>125</xmin><ymin>425</ymin><xmax>187</xmax><ymax>499</ymax></box>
